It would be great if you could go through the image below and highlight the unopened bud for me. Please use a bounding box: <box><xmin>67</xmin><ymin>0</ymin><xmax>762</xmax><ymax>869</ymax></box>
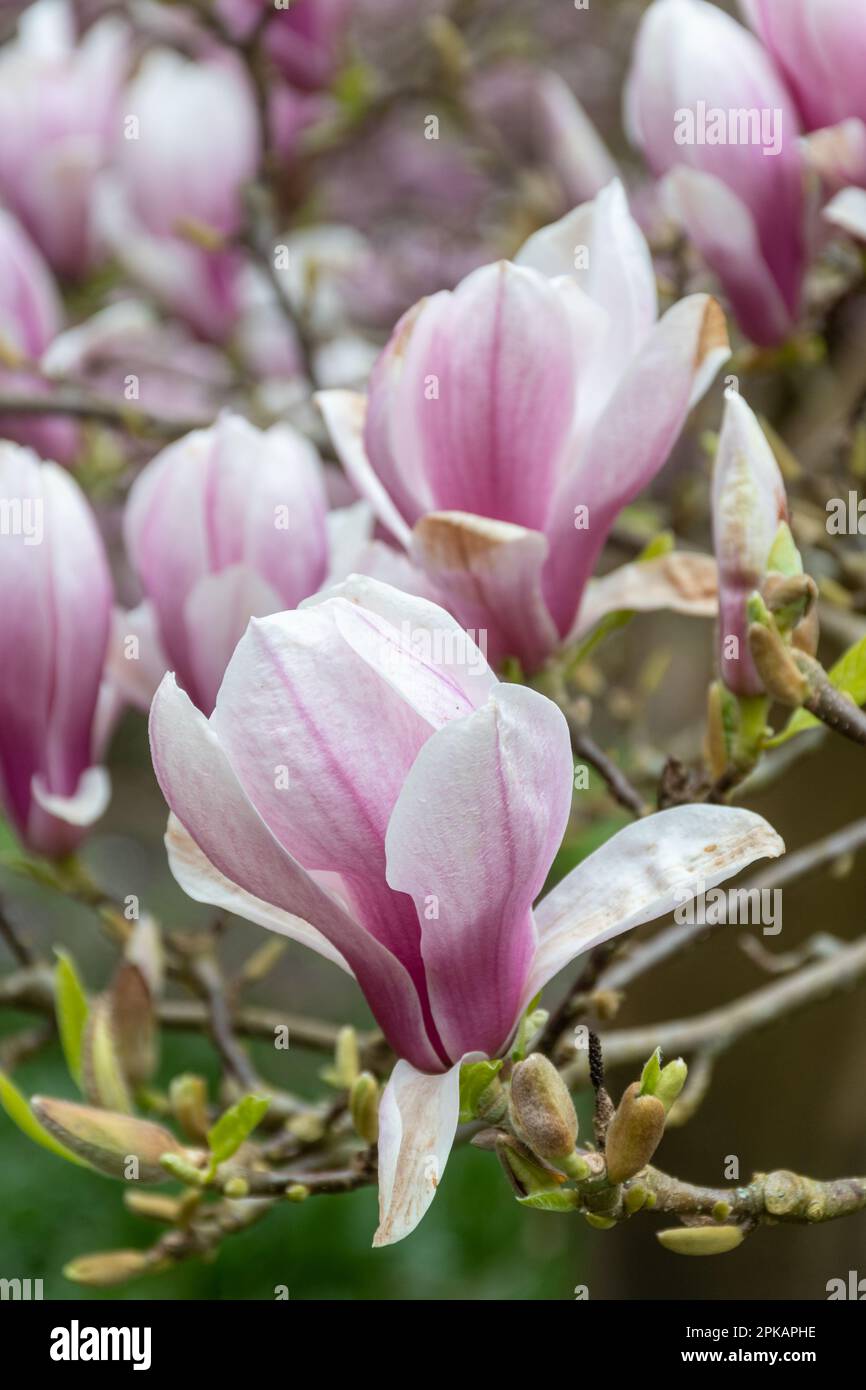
<box><xmin>761</xmin><ymin>572</ymin><xmax>816</xmax><ymax>635</ymax></box>
<box><xmin>81</xmin><ymin>997</ymin><xmax>133</xmax><ymax>1114</ymax></box>
<box><xmin>109</xmin><ymin>962</ymin><xmax>158</xmax><ymax>1089</ymax></box>
<box><xmin>509</xmin><ymin>1054</ymin><xmax>579</xmax><ymax>1169</ymax></box>
<box><xmin>170</xmin><ymin>1073</ymin><xmax>209</xmax><ymax>1141</ymax></box>
<box><xmin>349</xmin><ymin>1071</ymin><xmax>379</xmax><ymax>1144</ymax></box>
<box><xmin>654</xmin><ymin>1059</ymin><xmax>688</xmax><ymax>1113</ymax></box>
<box><xmin>656</xmin><ymin>1224</ymin><xmax>744</xmax><ymax>1256</ymax></box>
<box><xmin>31</xmin><ymin>1096</ymin><xmax>186</xmax><ymax>1183</ymax></box>
<box><xmin>64</xmin><ymin>1249</ymin><xmax>153</xmax><ymax>1287</ymax></box>
<box><xmin>321</xmin><ymin>1026</ymin><xmax>359</xmax><ymax>1088</ymax></box>
<box><xmin>748</xmin><ymin>624</ymin><xmax>808</xmax><ymax>706</ymax></box>
<box><xmin>495</xmin><ymin>1134</ymin><xmax>565</xmax><ymax>1198</ymax></box>
<box><xmin>604</xmin><ymin>1082</ymin><xmax>666</xmax><ymax>1185</ymax></box>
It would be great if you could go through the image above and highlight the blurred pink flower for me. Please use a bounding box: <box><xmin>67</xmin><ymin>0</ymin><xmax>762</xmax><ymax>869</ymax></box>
<box><xmin>217</xmin><ymin>0</ymin><xmax>354</xmax><ymax>91</ymax></box>
<box><xmin>97</xmin><ymin>48</ymin><xmax>259</xmax><ymax>341</ymax></box>
<box><xmin>117</xmin><ymin>413</ymin><xmax>416</xmax><ymax>715</ymax></box>
<box><xmin>320</xmin><ymin>181</ymin><xmax>728</xmax><ymax>672</ymax></box>
<box><xmin>0</xmin><ymin>209</ymin><xmax>78</xmax><ymax>463</ymax></box>
<box><xmin>0</xmin><ymin>441</ymin><xmax>112</xmax><ymax>855</ymax></box>
<box><xmin>625</xmin><ymin>0</ymin><xmax>806</xmax><ymax>346</ymax></box>
<box><xmin>712</xmin><ymin>391</ymin><xmax>788</xmax><ymax>696</ymax></box>
<box><xmin>0</xmin><ymin>0</ymin><xmax>128</xmax><ymax>277</ymax></box>
<box><xmin>148</xmin><ymin>574</ymin><xmax>783</xmax><ymax>1243</ymax></box>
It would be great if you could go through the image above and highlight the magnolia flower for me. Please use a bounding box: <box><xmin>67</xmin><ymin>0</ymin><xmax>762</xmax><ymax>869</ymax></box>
<box><xmin>625</xmin><ymin>0</ymin><xmax>806</xmax><ymax>346</ymax></box>
<box><xmin>117</xmin><ymin>413</ymin><xmax>417</xmax><ymax>716</ymax></box>
<box><xmin>216</xmin><ymin>0</ymin><xmax>354</xmax><ymax>91</ymax></box>
<box><xmin>148</xmin><ymin>576</ymin><xmax>784</xmax><ymax>1244</ymax></box>
<box><xmin>319</xmin><ymin>180</ymin><xmax>728</xmax><ymax>672</ymax></box>
<box><xmin>712</xmin><ymin>391</ymin><xmax>788</xmax><ymax>695</ymax></box>
<box><xmin>0</xmin><ymin>0</ymin><xmax>128</xmax><ymax>277</ymax></box>
<box><xmin>97</xmin><ymin>49</ymin><xmax>259</xmax><ymax>340</ymax></box>
<box><xmin>0</xmin><ymin>442</ymin><xmax>112</xmax><ymax>856</ymax></box>
<box><xmin>0</xmin><ymin>209</ymin><xmax>77</xmax><ymax>463</ymax></box>
<box><xmin>741</xmin><ymin>1</ymin><xmax>866</xmax><ymax>238</ymax></box>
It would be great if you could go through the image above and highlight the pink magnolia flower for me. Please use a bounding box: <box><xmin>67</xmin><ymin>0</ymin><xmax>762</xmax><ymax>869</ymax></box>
<box><xmin>319</xmin><ymin>181</ymin><xmax>728</xmax><ymax>673</ymax></box>
<box><xmin>712</xmin><ymin>391</ymin><xmax>788</xmax><ymax>696</ymax></box>
<box><xmin>149</xmin><ymin>575</ymin><xmax>784</xmax><ymax>1244</ymax></box>
<box><xmin>625</xmin><ymin>0</ymin><xmax>806</xmax><ymax>346</ymax></box>
<box><xmin>0</xmin><ymin>441</ymin><xmax>112</xmax><ymax>856</ymax></box>
<box><xmin>741</xmin><ymin>1</ymin><xmax>866</xmax><ymax>238</ymax></box>
<box><xmin>0</xmin><ymin>0</ymin><xmax>128</xmax><ymax>277</ymax></box>
<box><xmin>0</xmin><ymin>209</ymin><xmax>78</xmax><ymax>463</ymax></box>
<box><xmin>117</xmin><ymin>413</ymin><xmax>418</xmax><ymax>716</ymax></box>
<box><xmin>97</xmin><ymin>49</ymin><xmax>259</xmax><ymax>341</ymax></box>
<box><xmin>216</xmin><ymin>0</ymin><xmax>354</xmax><ymax>91</ymax></box>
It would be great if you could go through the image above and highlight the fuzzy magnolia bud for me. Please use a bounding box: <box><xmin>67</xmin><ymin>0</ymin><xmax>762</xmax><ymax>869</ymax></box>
<box><xmin>604</xmin><ymin>1082</ymin><xmax>666</xmax><ymax>1185</ymax></box>
<box><xmin>509</xmin><ymin>1054</ymin><xmax>579</xmax><ymax>1170</ymax></box>
<box><xmin>656</xmin><ymin>1225</ymin><xmax>744</xmax><ymax>1256</ymax></box>
<box><xmin>747</xmin><ymin>623</ymin><xmax>808</xmax><ymax>707</ymax></box>
<box><xmin>64</xmin><ymin>1250</ymin><xmax>154</xmax><ymax>1287</ymax></box>
<box><xmin>31</xmin><ymin>1096</ymin><xmax>187</xmax><ymax>1183</ymax></box>
<box><xmin>653</xmin><ymin>1058</ymin><xmax>688</xmax><ymax>1113</ymax></box>
<box><xmin>494</xmin><ymin>1133</ymin><xmax>567</xmax><ymax>1198</ymax></box>
<box><xmin>349</xmin><ymin>1071</ymin><xmax>379</xmax><ymax>1144</ymax></box>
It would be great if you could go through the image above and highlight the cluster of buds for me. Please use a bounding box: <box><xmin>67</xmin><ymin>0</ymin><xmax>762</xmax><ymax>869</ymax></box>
<box><xmin>706</xmin><ymin>391</ymin><xmax>866</xmax><ymax>778</ymax></box>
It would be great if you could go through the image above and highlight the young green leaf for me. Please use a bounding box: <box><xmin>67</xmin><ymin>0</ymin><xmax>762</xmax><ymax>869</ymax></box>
<box><xmin>0</xmin><ymin>1071</ymin><xmax>88</xmax><ymax>1166</ymax></box>
<box><xmin>206</xmin><ymin>1093</ymin><xmax>270</xmax><ymax>1173</ymax></box>
<box><xmin>768</xmin><ymin>634</ymin><xmax>866</xmax><ymax>746</ymax></box>
<box><xmin>54</xmin><ymin>949</ymin><xmax>89</xmax><ymax>1088</ymax></box>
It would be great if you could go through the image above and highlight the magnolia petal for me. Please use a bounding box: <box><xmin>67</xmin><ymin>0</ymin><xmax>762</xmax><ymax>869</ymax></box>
<box><xmin>149</xmin><ymin>674</ymin><xmax>443</xmax><ymax>1071</ymax></box>
<box><xmin>544</xmin><ymin>293</ymin><xmax>729</xmax><ymax>636</ymax></box>
<box><xmin>316</xmin><ymin>389</ymin><xmax>413</xmax><ymax>548</ymax></box>
<box><xmin>374</xmin><ymin>1058</ymin><xmax>464</xmax><ymax>1247</ymax></box>
<box><xmin>182</xmin><ymin>565</ymin><xmax>283</xmax><ymax>716</ymax></box>
<box><xmin>165</xmin><ymin>812</ymin><xmax>351</xmax><ymax>974</ymax></box>
<box><xmin>805</xmin><ymin>120</ymin><xmax>866</xmax><ymax>194</ymax></box>
<box><xmin>664</xmin><ymin>168</ymin><xmax>793</xmax><ymax>347</ymax></box>
<box><xmin>526</xmin><ymin>805</ymin><xmax>784</xmax><ymax>1004</ymax></box>
<box><xmin>31</xmin><ymin>765</ymin><xmax>111</xmax><ymax>827</ymax></box>
<box><xmin>569</xmin><ymin>552</ymin><xmax>718</xmax><ymax>643</ymax></box>
<box><xmin>410</xmin><ymin>511</ymin><xmax>560</xmax><ymax>671</ymax></box>
<box><xmin>386</xmin><ymin>685</ymin><xmax>573</xmax><ymax>1062</ymax></box>
<box><xmin>105</xmin><ymin>602</ymin><xmax>169</xmax><ymax>712</ymax></box>
<box><xmin>824</xmin><ymin>186</ymin><xmax>866</xmax><ymax>243</ymax></box>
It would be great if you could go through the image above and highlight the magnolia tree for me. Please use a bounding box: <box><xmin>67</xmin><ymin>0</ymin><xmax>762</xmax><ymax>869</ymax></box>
<box><xmin>1</xmin><ymin>0</ymin><xmax>866</xmax><ymax>1297</ymax></box>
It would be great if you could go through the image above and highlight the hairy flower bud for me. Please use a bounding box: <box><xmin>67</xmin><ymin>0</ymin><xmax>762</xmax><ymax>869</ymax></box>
<box><xmin>656</xmin><ymin>1224</ymin><xmax>744</xmax><ymax>1256</ymax></box>
<box><xmin>31</xmin><ymin>1096</ymin><xmax>187</xmax><ymax>1183</ymax></box>
<box><xmin>350</xmin><ymin>1071</ymin><xmax>379</xmax><ymax>1144</ymax></box>
<box><xmin>509</xmin><ymin>1054</ymin><xmax>579</xmax><ymax>1170</ymax></box>
<box><xmin>604</xmin><ymin>1082</ymin><xmax>666</xmax><ymax>1185</ymax></box>
<box><xmin>64</xmin><ymin>1250</ymin><xmax>154</xmax><ymax>1288</ymax></box>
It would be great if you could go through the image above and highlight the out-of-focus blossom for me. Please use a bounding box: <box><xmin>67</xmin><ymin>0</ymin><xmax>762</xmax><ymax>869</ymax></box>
<box><xmin>0</xmin><ymin>441</ymin><xmax>112</xmax><ymax>856</ymax></box>
<box><xmin>117</xmin><ymin>412</ymin><xmax>412</xmax><ymax>716</ymax></box>
<box><xmin>625</xmin><ymin>0</ymin><xmax>806</xmax><ymax>346</ymax></box>
<box><xmin>0</xmin><ymin>209</ymin><xmax>78</xmax><ymax>462</ymax></box>
<box><xmin>741</xmin><ymin>1</ymin><xmax>866</xmax><ymax>237</ymax></box>
<box><xmin>97</xmin><ymin>49</ymin><xmax>259</xmax><ymax>340</ymax></box>
<box><xmin>217</xmin><ymin>0</ymin><xmax>354</xmax><ymax>91</ymax></box>
<box><xmin>319</xmin><ymin>181</ymin><xmax>729</xmax><ymax>673</ymax></box>
<box><xmin>149</xmin><ymin>574</ymin><xmax>784</xmax><ymax>1243</ymax></box>
<box><xmin>41</xmin><ymin>300</ymin><xmax>235</xmax><ymax>427</ymax></box>
<box><xmin>474</xmin><ymin>63</ymin><xmax>618</xmax><ymax>210</ymax></box>
<box><xmin>712</xmin><ymin>390</ymin><xmax>788</xmax><ymax>696</ymax></box>
<box><xmin>0</xmin><ymin>0</ymin><xmax>128</xmax><ymax>277</ymax></box>
<box><xmin>741</xmin><ymin>0</ymin><xmax>866</xmax><ymax>134</ymax></box>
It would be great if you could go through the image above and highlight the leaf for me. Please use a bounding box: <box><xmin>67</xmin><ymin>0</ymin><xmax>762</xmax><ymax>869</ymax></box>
<box><xmin>81</xmin><ymin>997</ymin><xmax>133</xmax><ymax>1113</ymax></box>
<box><xmin>510</xmin><ymin>1007</ymin><xmax>549</xmax><ymax>1063</ymax></box>
<box><xmin>639</xmin><ymin>1048</ymin><xmax>662</xmax><ymax>1097</ymax></box>
<box><xmin>206</xmin><ymin>1093</ymin><xmax>270</xmax><ymax>1172</ymax></box>
<box><xmin>458</xmin><ymin>1060</ymin><xmax>503</xmax><ymax>1124</ymax></box>
<box><xmin>54</xmin><ymin>950</ymin><xmax>89</xmax><ymax>1088</ymax></box>
<box><xmin>768</xmin><ymin>634</ymin><xmax>866</xmax><ymax>746</ymax></box>
<box><xmin>0</xmin><ymin>1072</ymin><xmax>88</xmax><ymax>1166</ymax></box>
<box><xmin>517</xmin><ymin>1188</ymin><xmax>580</xmax><ymax>1212</ymax></box>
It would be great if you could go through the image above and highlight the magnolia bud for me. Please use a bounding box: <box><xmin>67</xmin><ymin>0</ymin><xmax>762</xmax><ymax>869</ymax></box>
<box><xmin>170</xmin><ymin>1074</ymin><xmax>209</xmax><ymax>1141</ymax></box>
<box><xmin>64</xmin><ymin>1250</ymin><xmax>154</xmax><ymax>1287</ymax></box>
<box><xmin>509</xmin><ymin>1054</ymin><xmax>580</xmax><ymax>1171</ymax></box>
<box><xmin>350</xmin><ymin>1071</ymin><xmax>379</xmax><ymax>1144</ymax></box>
<box><xmin>494</xmin><ymin>1133</ymin><xmax>566</xmax><ymax>1197</ymax></box>
<box><xmin>81</xmin><ymin>997</ymin><xmax>133</xmax><ymax>1114</ymax></box>
<box><xmin>31</xmin><ymin>1096</ymin><xmax>187</xmax><ymax>1183</ymax></box>
<box><xmin>654</xmin><ymin>1058</ymin><xmax>688</xmax><ymax>1113</ymax></box>
<box><xmin>747</xmin><ymin>624</ymin><xmax>808</xmax><ymax>706</ymax></box>
<box><xmin>604</xmin><ymin>1082</ymin><xmax>666</xmax><ymax>1185</ymax></box>
<box><xmin>656</xmin><ymin>1225</ymin><xmax>744</xmax><ymax>1256</ymax></box>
